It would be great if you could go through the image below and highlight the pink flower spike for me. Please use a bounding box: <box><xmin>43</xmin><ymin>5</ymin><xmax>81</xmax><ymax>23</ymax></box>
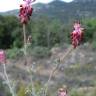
<box><xmin>0</xmin><ymin>50</ymin><xmax>6</xmax><ymax>64</ymax></box>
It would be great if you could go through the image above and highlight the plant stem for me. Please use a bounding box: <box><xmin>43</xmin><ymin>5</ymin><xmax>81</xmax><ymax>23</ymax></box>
<box><xmin>3</xmin><ymin>63</ymin><xmax>15</xmax><ymax>96</ymax></box>
<box><xmin>44</xmin><ymin>46</ymin><xmax>74</xmax><ymax>96</ymax></box>
<box><xmin>23</xmin><ymin>24</ymin><xmax>27</xmax><ymax>65</ymax></box>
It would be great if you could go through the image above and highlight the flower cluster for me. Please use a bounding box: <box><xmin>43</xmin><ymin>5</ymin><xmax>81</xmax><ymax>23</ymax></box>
<box><xmin>19</xmin><ymin>0</ymin><xmax>36</xmax><ymax>24</ymax></box>
<box><xmin>0</xmin><ymin>50</ymin><xmax>6</xmax><ymax>64</ymax></box>
<box><xmin>71</xmin><ymin>21</ymin><xmax>84</xmax><ymax>48</ymax></box>
<box><xmin>58</xmin><ymin>87</ymin><xmax>67</xmax><ymax>96</ymax></box>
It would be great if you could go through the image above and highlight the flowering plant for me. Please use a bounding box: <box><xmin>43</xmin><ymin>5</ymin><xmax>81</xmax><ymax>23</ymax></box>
<box><xmin>19</xmin><ymin>0</ymin><xmax>36</xmax><ymax>24</ymax></box>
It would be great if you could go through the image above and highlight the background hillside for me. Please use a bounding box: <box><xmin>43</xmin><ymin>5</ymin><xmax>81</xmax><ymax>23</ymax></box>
<box><xmin>1</xmin><ymin>0</ymin><xmax>96</xmax><ymax>22</ymax></box>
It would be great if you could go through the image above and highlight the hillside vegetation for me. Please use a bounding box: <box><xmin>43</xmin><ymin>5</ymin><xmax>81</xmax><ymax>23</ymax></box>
<box><xmin>1</xmin><ymin>0</ymin><xmax>96</xmax><ymax>22</ymax></box>
<box><xmin>0</xmin><ymin>0</ymin><xmax>96</xmax><ymax>96</ymax></box>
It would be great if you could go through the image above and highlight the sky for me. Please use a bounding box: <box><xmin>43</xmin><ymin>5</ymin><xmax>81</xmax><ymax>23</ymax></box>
<box><xmin>0</xmin><ymin>0</ymin><xmax>73</xmax><ymax>12</ymax></box>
